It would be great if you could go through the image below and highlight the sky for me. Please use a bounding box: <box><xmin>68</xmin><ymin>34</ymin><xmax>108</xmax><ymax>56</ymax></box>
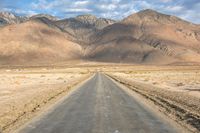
<box><xmin>0</xmin><ymin>0</ymin><xmax>200</xmax><ymax>24</ymax></box>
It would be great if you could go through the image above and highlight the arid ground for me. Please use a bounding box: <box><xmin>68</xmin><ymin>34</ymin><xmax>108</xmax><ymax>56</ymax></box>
<box><xmin>105</xmin><ymin>65</ymin><xmax>200</xmax><ymax>133</ymax></box>
<box><xmin>0</xmin><ymin>65</ymin><xmax>200</xmax><ymax>133</ymax></box>
<box><xmin>0</xmin><ymin>66</ymin><xmax>91</xmax><ymax>132</ymax></box>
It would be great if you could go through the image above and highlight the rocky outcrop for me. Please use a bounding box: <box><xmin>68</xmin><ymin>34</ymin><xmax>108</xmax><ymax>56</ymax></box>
<box><xmin>30</xmin><ymin>14</ymin><xmax>58</xmax><ymax>21</ymax></box>
<box><xmin>55</xmin><ymin>14</ymin><xmax>116</xmax><ymax>45</ymax></box>
<box><xmin>0</xmin><ymin>12</ymin><xmax>27</xmax><ymax>26</ymax></box>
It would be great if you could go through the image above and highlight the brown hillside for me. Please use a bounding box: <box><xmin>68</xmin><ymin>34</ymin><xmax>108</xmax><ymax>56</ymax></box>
<box><xmin>87</xmin><ymin>9</ymin><xmax>200</xmax><ymax>64</ymax></box>
<box><xmin>0</xmin><ymin>20</ymin><xmax>82</xmax><ymax>65</ymax></box>
<box><xmin>0</xmin><ymin>9</ymin><xmax>200</xmax><ymax>65</ymax></box>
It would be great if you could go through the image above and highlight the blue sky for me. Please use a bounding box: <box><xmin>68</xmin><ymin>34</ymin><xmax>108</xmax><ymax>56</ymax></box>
<box><xmin>0</xmin><ymin>0</ymin><xmax>200</xmax><ymax>23</ymax></box>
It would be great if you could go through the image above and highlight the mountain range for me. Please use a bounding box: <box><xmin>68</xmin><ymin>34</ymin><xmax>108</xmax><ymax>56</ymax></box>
<box><xmin>0</xmin><ymin>9</ymin><xmax>200</xmax><ymax>65</ymax></box>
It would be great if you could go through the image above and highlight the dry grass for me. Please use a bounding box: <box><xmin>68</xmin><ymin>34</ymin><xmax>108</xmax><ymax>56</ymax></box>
<box><xmin>0</xmin><ymin>67</ymin><xmax>91</xmax><ymax>132</ymax></box>
<box><xmin>0</xmin><ymin>64</ymin><xmax>200</xmax><ymax>132</ymax></box>
<box><xmin>106</xmin><ymin>65</ymin><xmax>200</xmax><ymax>132</ymax></box>
<box><xmin>108</xmin><ymin>68</ymin><xmax>200</xmax><ymax>98</ymax></box>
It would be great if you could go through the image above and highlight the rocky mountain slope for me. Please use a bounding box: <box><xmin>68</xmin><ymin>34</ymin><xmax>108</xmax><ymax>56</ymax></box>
<box><xmin>86</xmin><ymin>9</ymin><xmax>200</xmax><ymax>64</ymax></box>
<box><xmin>0</xmin><ymin>12</ymin><xmax>57</xmax><ymax>27</ymax></box>
<box><xmin>0</xmin><ymin>12</ymin><xmax>27</xmax><ymax>26</ymax></box>
<box><xmin>0</xmin><ymin>9</ymin><xmax>199</xmax><ymax>65</ymax></box>
<box><xmin>30</xmin><ymin>14</ymin><xmax>58</xmax><ymax>21</ymax></box>
<box><xmin>55</xmin><ymin>14</ymin><xmax>116</xmax><ymax>45</ymax></box>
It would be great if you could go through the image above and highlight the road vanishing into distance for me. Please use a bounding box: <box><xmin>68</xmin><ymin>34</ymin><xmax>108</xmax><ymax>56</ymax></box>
<box><xmin>18</xmin><ymin>73</ymin><xmax>181</xmax><ymax>133</ymax></box>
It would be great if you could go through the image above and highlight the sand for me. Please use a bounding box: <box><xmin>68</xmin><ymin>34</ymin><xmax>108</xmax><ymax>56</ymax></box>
<box><xmin>106</xmin><ymin>65</ymin><xmax>200</xmax><ymax>132</ymax></box>
<box><xmin>0</xmin><ymin>67</ymin><xmax>90</xmax><ymax>132</ymax></box>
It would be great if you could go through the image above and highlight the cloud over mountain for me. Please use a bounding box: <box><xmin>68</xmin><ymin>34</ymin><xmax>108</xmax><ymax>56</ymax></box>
<box><xmin>0</xmin><ymin>0</ymin><xmax>200</xmax><ymax>23</ymax></box>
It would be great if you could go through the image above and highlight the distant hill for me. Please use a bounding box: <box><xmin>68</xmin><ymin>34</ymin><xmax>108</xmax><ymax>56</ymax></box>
<box><xmin>86</xmin><ymin>9</ymin><xmax>200</xmax><ymax>64</ymax></box>
<box><xmin>0</xmin><ymin>12</ymin><xmax>27</xmax><ymax>26</ymax></box>
<box><xmin>0</xmin><ymin>9</ymin><xmax>200</xmax><ymax>65</ymax></box>
<box><xmin>55</xmin><ymin>14</ymin><xmax>116</xmax><ymax>45</ymax></box>
<box><xmin>0</xmin><ymin>19</ymin><xmax>81</xmax><ymax>65</ymax></box>
<box><xmin>30</xmin><ymin>14</ymin><xmax>58</xmax><ymax>21</ymax></box>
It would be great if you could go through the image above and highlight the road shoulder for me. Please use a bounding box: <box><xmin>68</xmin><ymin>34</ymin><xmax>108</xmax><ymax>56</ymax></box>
<box><xmin>106</xmin><ymin>74</ymin><xmax>192</xmax><ymax>133</ymax></box>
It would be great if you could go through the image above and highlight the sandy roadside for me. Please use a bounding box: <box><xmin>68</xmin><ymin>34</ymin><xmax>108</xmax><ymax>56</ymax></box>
<box><xmin>0</xmin><ymin>69</ymin><xmax>92</xmax><ymax>133</ymax></box>
<box><xmin>107</xmin><ymin>73</ymin><xmax>200</xmax><ymax>133</ymax></box>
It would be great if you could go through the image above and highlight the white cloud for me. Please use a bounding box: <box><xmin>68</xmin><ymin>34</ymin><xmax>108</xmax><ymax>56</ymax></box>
<box><xmin>15</xmin><ymin>9</ymin><xmax>37</xmax><ymax>15</ymax></box>
<box><xmin>1</xmin><ymin>8</ymin><xmax>12</xmax><ymax>12</ymax></box>
<box><xmin>160</xmin><ymin>0</ymin><xmax>173</xmax><ymax>3</ymax></box>
<box><xmin>136</xmin><ymin>1</ymin><xmax>154</xmax><ymax>9</ymax></box>
<box><xmin>165</xmin><ymin>5</ymin><xmax>183</xmax><ymax>11</ymax></box>
<box><xmin>31</xmin><ymin>0</ymin><xmax>49</xmax><ymax>9</ymax></box>
<box><xmin>74</xmin><ymin>1</ymin><xmax>90</xmax><ymax>6</ymax></box>
<box><xmin>0</xmin><ymin>8</ymin><xmax>36</xmax><ymax>16</ymax></box>
<box><xmin>1</xmin><ymin>0</ymin><xmax>199</xmax><ymax>23</ymax></box>
<box><xmin>65</xmin><ymin>8</ymin><xmax>92</xmax><ymax>13</ymax></box>
<box><xmin>98</xmin><ymin>4</ymin><xmax>117</xmax><ymax>11</ymax></box>
<box><xmin>178</xmin><ymin>10</ymin><xmax>200</xmax><ymax>24</ymax></box>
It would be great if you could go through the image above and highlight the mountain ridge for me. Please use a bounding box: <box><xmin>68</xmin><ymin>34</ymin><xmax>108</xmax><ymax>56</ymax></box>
<box><xmin>0</xmin><ymin>9</ymin><xmax>200</xmax><ymax>65</ymax></box>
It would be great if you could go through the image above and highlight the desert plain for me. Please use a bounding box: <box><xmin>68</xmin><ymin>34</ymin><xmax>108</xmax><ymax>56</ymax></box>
<box><xmin>0</xmin><ymin>66</ymin><xmax>91</xmax><ymax>132</ymax></box>
<box><xmin>106</xmin><ymin>65</ymin><xmax>200</xmax><ymax>133</ymax></box>
<box><xmin>0</xmin><ymin>64</ymin><xmax>199</xmax><ymax>133</ymax></box>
